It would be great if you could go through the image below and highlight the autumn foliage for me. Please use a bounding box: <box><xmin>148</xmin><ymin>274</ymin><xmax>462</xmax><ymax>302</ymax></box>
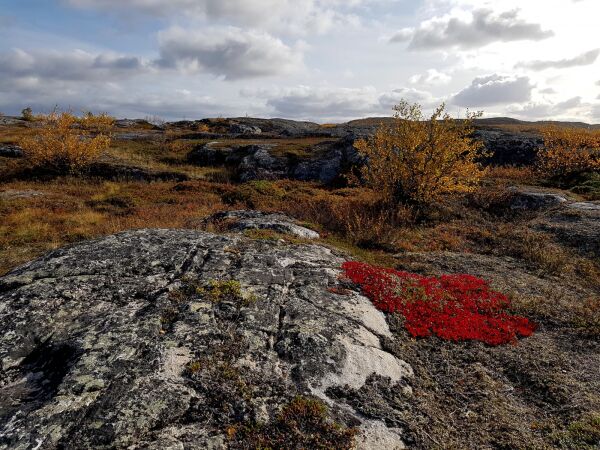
<box><xmin>342</xmin><ymin>261</ymin><xmax>536</xmax><ymax>346</ymax></box>
<box><xmin>537</xmin><ymin>126</ymin><xmax>600</xmax><ymax>179</ymax></box>
<box><xmin>354</xmin><ymin>100</ymin><xmax>486</xmax><ymax>206</ymax></box>
<box><xmin>20</xmin><ymin>111</ymin><xmax>114</xmax><ymax>173</ymax></box>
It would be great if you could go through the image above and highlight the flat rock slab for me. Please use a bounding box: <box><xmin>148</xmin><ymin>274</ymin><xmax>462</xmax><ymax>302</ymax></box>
<box><xmin>0</xmin><ymin>229</ymin><xmax>410</xmax><ymax>449</ymax></box>
<box><xmin>205</xmin><ymin>210</ymin><xmax>320</xmax><ymax>239</ymax></box>
<box><xmin>508</xmin><ymin>189</ymin><xmax>568</xmax><ymax>210</ymax></box>
<box><xmin>0</xmin><ymin>190</ymin><xmax>45</xmax><ymax>200</ymax></box>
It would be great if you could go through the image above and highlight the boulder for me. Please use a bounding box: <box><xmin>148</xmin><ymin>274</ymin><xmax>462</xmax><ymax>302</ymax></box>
<box><xmin>508</xmin><ymin>189</ymin><xmax>568</xmax><ymax>210</ymax></box>
<box><xmin>204</xmin><ymin>210</ymin><xmax>320</xmax><ymax>239</ymax></box>
<box><xmin>238</xmin><ymin>145</ymin><xmax>289</xmax><ymax>182</ymax></box>
<box><xmin>0</xmin><ymin>144</ymin><xmax>23</xmax><ymax>158</ymax></box>
<box><xmin>0</xmin><ymin>230</ymin><xmax>411</xmax><ymax>449</ymax></box>
<box><xmin>187</xmin><ymin>142</ymin><xmax>231</xmax><ymax>166</ymax></box>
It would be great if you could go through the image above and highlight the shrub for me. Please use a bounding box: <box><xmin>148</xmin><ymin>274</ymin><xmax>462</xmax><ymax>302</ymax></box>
<box><xmin>19</xmin><ymin>111</ymin><xmax>114</xmax><ymax>173</ymax></box>
<box><xmin>536</xmin><ymin>126</ymin><xmax>600</xmax><ymax>181</ymax></box>
<box><xmin>342</xmin><ymin>261</ymin><xmax>536</xmax><ymax>346</ymax></box>
<box><xmin>354</xmin><ymin>100</ymin><xmax>485</xmax><ymax>207</ymax></box>
<box><xmin>21</xmin><ymin>107</ymin><xmax>34</xmax><ymax>121</ymax></box>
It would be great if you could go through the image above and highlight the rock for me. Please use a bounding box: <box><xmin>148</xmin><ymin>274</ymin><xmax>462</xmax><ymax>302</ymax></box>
<box><xmin>238</xmin><ymin>145</ymin><xmax>289</xmax><ymax>182</ymax></box>
<box><xmin>509</xmin><ymin>189</ymin><xmax>568</xmax><ymax>210</ymax></box>
<box><xmin>0</xmin><ymin>189</ymin><xmax>45</xmax><ymax>200</ymax></box>
<box><xmin>114</xmin><ymin>119</ymin><xmax>158</xmax><ymax>129</ymax></box>
<box><xmin>187</xmin><ymin>142</ymin><xmax>226</xmax><ymax>166</ymax></box>
<box><xmin>534</xmin><ymin>202</ymin><xmax>600</xmax><ymax>256</ymax></box>
<box><xmin>229</xmin><ymin>123</ymin><xmax>262</xmax><ymax>135</ymax></box>
<box><xmin>568</xmin><ymin>202</ymin><xmax>600</xmax><ymax>212</ymax></box>
<box><xmin>0</xmin><ymin>229</ymin><xmax>411</xmax><ymax>449</ymax></box>
<box><xmin>0</xmin><ymin>145</ymin><xmax>23</xmax><ymax>158</ymax></box>
<box><xmin>473</xmin><ymin>129</ymin><xmax>543</xmax><ymax>166</ymax></box>
<box><xmin>0</xmin><ymin>116</ymin><xmax>26</xmax><ymax>126</ymax></box>
<box><xmin>88</xmin><ymin>162</ymin><xmax>189</xmax><ymax>182</ymax></box>
<box><xmin>204</xmin><ymin>210</ymin><xmax>320</xmax><ymax>239</ymax></box>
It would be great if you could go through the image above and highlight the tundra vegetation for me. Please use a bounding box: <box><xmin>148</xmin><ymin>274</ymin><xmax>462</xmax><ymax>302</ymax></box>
<box><xmin>0</xmin><ymin>103</ymin><xmax>599</xmax><ymax>448</ymax></box>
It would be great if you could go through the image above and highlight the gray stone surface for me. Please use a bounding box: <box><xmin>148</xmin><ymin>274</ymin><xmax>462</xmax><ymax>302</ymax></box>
<box><xmin>509</xmin><ymin>189</ymin><xmax>568</xmax><ymax>210</ymax></box>
<box><xmin>205</xmin><ymin>210</ymin><xmax>320</xmax><ymax>239</ymax></box>
<box><xmin>0</xmin><ymin>229</ymin><xmax>411</xmax><ymax>449</ymax></box>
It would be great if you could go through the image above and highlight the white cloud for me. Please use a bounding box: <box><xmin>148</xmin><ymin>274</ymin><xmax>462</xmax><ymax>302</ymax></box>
<box><xmin>156</xmin><ymin>27</ymin><xmax>303</xmax><ymax>80</ymax></box>
<box><xmin>263</xmin><ymin>85</ymin><xmax>380</xmax><ymax>120</ymax></box>
<box><xmin>409</xmin><ymin>69</ymin><xmax>451</xmax><ymax>86</ymax></box>
<box><xmin>390</xmin><ymin>8</ymin><xmax>553</xmax><ymax>50</ymax></box>
<box><xmin>0</xmin><ymin>49</ymin><xmax>145</xmax><ymax>82</ymax></box>
<box><xmin>452</xmin><ymin>74</ymin><xmax>533</xmax><ymax>106</ymax></box>
<box><xmin>507</xmin><ymin>96</ymin><xmax>584</xmax><ymax>119</ymax></box>
<box><xmin>516</xmin><ymin>48</ymin><xmax>600</xmax><ymax>71</ymax></box>
<box><xmin>66</xmin><ymin>0</ymin><xmax>366</xmax><ymax>35</ymax></box>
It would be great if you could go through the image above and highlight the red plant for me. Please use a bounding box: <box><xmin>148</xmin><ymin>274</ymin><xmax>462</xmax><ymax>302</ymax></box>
<box><xmin>341</xmin><ymin>261</ymin><xmax>536</xmax><ymax>346</ymax></box>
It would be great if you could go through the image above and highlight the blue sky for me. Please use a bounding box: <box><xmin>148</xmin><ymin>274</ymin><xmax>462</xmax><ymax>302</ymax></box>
<box><xmin>1</xmin><ymin>0</ymin><xmax>599</xmax><ymax>122</ymax></box>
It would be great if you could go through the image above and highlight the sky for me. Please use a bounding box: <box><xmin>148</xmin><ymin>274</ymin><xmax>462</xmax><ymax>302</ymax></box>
<box><xmin>0</xmin><ymin>0</ymin><xmax>599</xmax><ymax>122</ymax></box>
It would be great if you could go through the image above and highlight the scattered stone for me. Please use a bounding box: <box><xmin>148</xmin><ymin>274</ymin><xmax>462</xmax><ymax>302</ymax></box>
<box><xmin>204</xmin><ymin>210</ymin><xmax>320</xmax><ymax>239</ymax></box>
<box><xmin>0</xmin><ymin>229</ymin><xmax>411</xmax><ymax>448</ymax></box>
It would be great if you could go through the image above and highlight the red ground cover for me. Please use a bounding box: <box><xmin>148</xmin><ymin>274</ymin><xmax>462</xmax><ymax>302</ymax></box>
<box><xmin>342</xmin><ymin>261</ymin><xmax>536</xmax><ymax>346</ymax></box>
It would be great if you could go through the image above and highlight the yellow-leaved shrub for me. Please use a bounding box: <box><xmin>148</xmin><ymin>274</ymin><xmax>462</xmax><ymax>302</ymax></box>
<box><xmin>354</xmin><ymin>100</ymin><xmax>485</xmax><ymax>207</ymax></box>
<box><xmin>536</xmin><ymin>126</ymin><xmax>600</xmax><ymax>179</ymax></box>
<box><xmin>20</xmin><ymin>111</ymin><xmax>114</xmax><ymax>173</ymax></box>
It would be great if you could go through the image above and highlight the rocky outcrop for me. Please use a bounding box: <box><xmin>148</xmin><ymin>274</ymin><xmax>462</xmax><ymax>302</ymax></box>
<box><xmin>534</xmin><ymin>200</ymin><xmax>600</xmax><ymax>256</ymax></box>
<box><xmin>204</xmin><ymin>210</ymin><xmax>320</xmax><ymax>239</ymax></box>
<box><xmin>188</xmin><ymin>138</ymin><xmax>361</xmax><ymax>185</ymax></box>
<box><xmin>473</xmin><ymin>129</ymin><xmax>543</xmax><ymax>166</ymax></box>
<box><xmin>0</xmin><ymin>230</ymin><xmax>412</xmax><ymax>449</ymax></box>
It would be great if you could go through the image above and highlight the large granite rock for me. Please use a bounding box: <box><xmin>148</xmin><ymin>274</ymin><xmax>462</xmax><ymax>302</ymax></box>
<box><xmin>0</xmin><ymin>230</ymin><xmax>412</xmax><ymax>449</ymax></box>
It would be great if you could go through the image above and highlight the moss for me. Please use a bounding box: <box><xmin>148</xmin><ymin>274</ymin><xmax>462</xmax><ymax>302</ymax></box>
<box><xmin>552</xmin><ymin>414</ymin><xmax>600</xmax><ymax>449</ymax></box>
<box><xmin>231</xmin><ymin>396</ymin><xmax>357</xmax><ymax>450</ymax></box>
<box><xmin>198</xmin><ymin>279</ymin><xmax>257</xmax><ymax>307</ymax></box>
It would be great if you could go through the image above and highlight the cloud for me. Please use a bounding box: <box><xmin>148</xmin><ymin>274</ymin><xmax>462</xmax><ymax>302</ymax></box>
<box><xmin>263</xmin><ymin>85</ymin><xmax>381</xmax><ymax>120</ymax></box>
<box><xmin>156</xmin><ymin>27</ymin><xmax>303</xmax><ymax>80</ymax></box>
<box><xmin>248</xmin><ymin>85</ymin><xmax>438</xmax><ymax>121</ymax></box>
<box><xmin>516</xmin><ymin>48</ymin><xmax>600</xmax><ymax>71</ymax></box>
<box><xmin>66</xmin><ymin>0</ymin><xmax>365</xmax><ymax>35</ymax></box>
<box><xmin>538</xmin><ymin>87</ymin><xmax>557</xmax><ymax>94</ymax></box>
<box><xmin>507</xmin><ymin>96</ymin><xmax>583</xmax><ymax>118</ymax></box>
<box><xmin>378</xmin><ymin>87</ymin><xmax>437</xmax><ymax>109</ymax></box>
<box><xmin>409</xmin><ymin>69</ymin><xmax>451</xmax><ymax>86</ymax></box>
<box><xmin>452</xmin><ymin>74</ymin><xmax>533</xmax><ymax>106</ymax></box>
<box><xmin>0</xmin><ymin>49</ymin><xmax>145</xmax><ymax>82</ymax></box>
<box><xmin>390</xmin><ymin>8</ymin><xmax>553</xmax><ymax>50</ymax></box>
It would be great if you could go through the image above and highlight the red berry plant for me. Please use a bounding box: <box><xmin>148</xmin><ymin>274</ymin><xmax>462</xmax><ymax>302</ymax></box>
<box><xmin>341</xmin><ymin>261</ymin><xmax>536</xmax><ymax>346</ymax></box>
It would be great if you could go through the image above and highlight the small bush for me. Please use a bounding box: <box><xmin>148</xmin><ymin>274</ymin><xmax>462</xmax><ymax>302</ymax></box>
<box><xmin>21</xmin><ymin>107</ymin><xmax>34</xmax><ymax>121</ymax></box>
<box><xmin>342</xmin><ymin>261</ymin><xmax>536</xmax><ymax>346</ymax></box>
<box><xmin>19</xmin><ymin>111</ymin><xmax>114</xmax><ymax>173</ymax></box>
<box><xmin>354</xmin><ymin>100</ymin><xmax>485</xmax><ymax>207</ymax></box>
<box><xmin>536</xmin><ymin>126</ymin><xmax>600</xmax><ymax>181</ymax></box>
